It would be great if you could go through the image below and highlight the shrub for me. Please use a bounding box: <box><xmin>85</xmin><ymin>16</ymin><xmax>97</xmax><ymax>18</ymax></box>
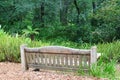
<box><xmin>38</xmin><ymin>24</ymin><xmax>78</xmax><ymax>42</ymax></box>
<box><xmin>91</xmin><ymin>0</ymin><xmax>120</xmax><ymax>42</ymax></box>
<box><xmin>0</xmin><ymin>30</ymin><xmax>23</xmax><ymax>62</ymax></box>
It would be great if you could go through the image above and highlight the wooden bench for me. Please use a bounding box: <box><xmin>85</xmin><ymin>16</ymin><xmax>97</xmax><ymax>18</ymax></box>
<box><xmin>20</xmin><ymin>45</ymin><xmax>100</xmax><ymax>71</ymax></box>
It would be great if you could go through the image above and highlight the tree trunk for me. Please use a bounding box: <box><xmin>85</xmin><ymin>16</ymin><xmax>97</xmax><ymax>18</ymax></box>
<box><xmin>40</xmin><ymin>2</ymin><xmax>45</xmax><ymax>27</ymax></box>
<box><xmin>30</xmin><ymin>34</ymin><xmax>34</xmax><ymax>41</ymax></box>
<box><xmin>32</xmin><ymin>7</ymin><xmax>41</xmax><ymax>28</ymax></box>
<box><xmin>92</xmin><ymin>1</ymin><xmax>96</xmax><ymax>13</ymax></box>
<box><xmin>33</xmin><ymin>1</ymin><xmax>45</xmax><ymax>28</ymax></box>
<box><xmin>60</xmin><ymin>0</ymin><xmax>69</xmax><ymax>26</ymax></box>
<box><xmin>73</xmin><ymin>0</ymin><xmax>80</xmax><ymax>24</ymax></box>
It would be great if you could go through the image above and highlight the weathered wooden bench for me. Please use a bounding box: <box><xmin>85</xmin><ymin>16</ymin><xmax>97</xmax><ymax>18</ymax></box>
<box><xmin>20</xmin><ymin>45</ymin><xmax>100</xmax><ymax>71</ymax></box>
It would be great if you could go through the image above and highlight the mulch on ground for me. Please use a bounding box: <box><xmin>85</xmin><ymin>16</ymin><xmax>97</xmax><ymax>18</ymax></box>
<box><xmin>0</xmin><ymin>62</ymin><xmax>108</xmax><ymax>80</ymax></box>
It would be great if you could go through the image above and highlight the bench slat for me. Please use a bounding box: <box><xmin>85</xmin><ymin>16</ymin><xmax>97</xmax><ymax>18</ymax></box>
<box><xmin>20</xmin><ymin>45</ymin><xmax>98</xmax><ymax>71</ymax></box>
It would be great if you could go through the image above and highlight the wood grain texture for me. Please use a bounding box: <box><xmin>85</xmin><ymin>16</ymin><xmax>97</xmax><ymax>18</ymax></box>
<box><xmin>20</xmin><ymin>45</ymin><xmax>98</xmax><ymax>71</ymax></box>
<box><xmin>24</xmin><ymin>46</ymin><xmax>90</xmax><ymax>55</ymax></box>
<box><xmin>90</xmin><ymin>46</ymin><xmax>97</xmax><ymax>64</ymax></box>
<box><xmin>20</xmin><ymin>44</ymin><xmax>28</xmax><ymax>71</ymax></box>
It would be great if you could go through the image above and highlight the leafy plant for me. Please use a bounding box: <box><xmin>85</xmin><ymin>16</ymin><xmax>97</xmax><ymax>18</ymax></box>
<box><xmin>91</xmin><ymin>0</ymin><xmax>120</xmax><ymax>42</ymax></box>
<box><xmin>90</xmin><ymin>60</ymin><xmax>116</xmax><ymax>79</ymax></box>
<box><xmin>22</xmin><ymin>26</ymin><xmax>39</xmax><ymax>40</ymax></box>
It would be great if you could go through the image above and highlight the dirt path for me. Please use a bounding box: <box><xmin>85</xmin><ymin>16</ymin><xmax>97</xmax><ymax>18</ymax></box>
<box><xmin>0</xmin><ymin>62</ymin><xmax>107</xmax><ymax>80</ymax></box>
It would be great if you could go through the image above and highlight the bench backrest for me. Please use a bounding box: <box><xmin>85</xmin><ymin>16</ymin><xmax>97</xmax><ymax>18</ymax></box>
<box><xmin>20</xmin><ymin>45</ymin><xmax>97</xmax><ymax>71</ymax></box>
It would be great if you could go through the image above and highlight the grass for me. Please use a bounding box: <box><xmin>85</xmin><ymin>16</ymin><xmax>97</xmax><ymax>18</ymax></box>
<box><xmin>97</xmin><ymin>41</ymin><xmax>120</xmax><ymax>62</ymax></box>
<box><xmin>0</xmin><ymin>29</ymin><xmax>120</xmax><ymax>79</ymax></box>
<box><xmin>90</xmin><ymin>60</ymin><xmax>116</xmax><ymax>79</ymax></box>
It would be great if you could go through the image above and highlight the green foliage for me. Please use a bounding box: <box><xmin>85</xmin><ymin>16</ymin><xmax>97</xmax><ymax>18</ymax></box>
<box><xmin>38</xmin><ymin>23</ymin><xmax>93</xmax><ymax>44</ymax></box>
<box><xmin>91</xmin><ymin>0</ymin><xmax>120</xmax><ymax>42</ymax></box>
<box><xmin>77</xmin><ymin>40</ymin><xmax>120</xmax><ymax>79</ymax></box>
<box><xmin>22</xmin><ymin>25</ymin><xmax>39</xmax><ymax>40</ymax></box>
<box><xmin>90</xmin><ymin>60</ymin><xmax>116</xmax><ymax>79</ymax></box>
<box><xmin>0</xmin><ymin>29</ymin><xmax>32</xmax><ymax>62</ymax></box>
<box><xmin>0</xmin><ymin>0</ymin><xmax>120</xmax><ymax>43</ymax></box>
<box><xmin>22</xmin><ymin>26</ymin><xmax>39</xmax><ymax>35</ymax></box>
<box><xmin>39</xmin><ymin>24</ymin><xmax>78</xmax><ymax>42</ymax></box>
<box><xmin>97</xmin><ymin>41</ymin><xmax>120</xmax><ymax>62</ymax></box>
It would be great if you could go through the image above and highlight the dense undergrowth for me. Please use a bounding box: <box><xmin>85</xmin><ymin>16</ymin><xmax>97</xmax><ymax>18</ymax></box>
<box><xmin>0</xmin><ymin>29</ymin><xmax>119</xmax><ymax>79</ymax></box>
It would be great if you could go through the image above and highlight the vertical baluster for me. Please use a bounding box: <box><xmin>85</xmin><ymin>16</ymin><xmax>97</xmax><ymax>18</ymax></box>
<box><xmin>59</xmin><ymin>55</ymin><xmax>61</xmax><ymax>66</ymax></box>
<box><xmin>57</xmin><ymin>55</ymin><xmax>60</xmax><ymax>66</ymax></box>
<box><xmin>45</xmin><ymin>54</ymin><xmax>48</xmax><ymax>66</ymax></box>
<box><xmin>79</xmin><ymin>55</ymin><xmax>82</xmax><ymax>67</ymax></box>
<box><xmin>74</xmin><ymin>55</ymin><xmax>77</xmax><ymax>68</ymax></box>
<box><xmin>70</xmin><ymin>55</ymin><xmax>73</xmax><ymax>68</ymax></box>
<box><xmin>84</xmin><ymin>55</ymin><xmax>87</xmax><ymax>68</ymax></box>
<box><xmin>51</xmin><ymin>55</ymin><xmax>54</xmax><ymax>65</ymax></box>
<box><xmin>36</xmin><ymin>53</ymin><xmax>40</xmax><ymax>64</ymax></box>
<box><xmin>68</xmin><ymin>56</ymin><xmax>70</xmax><ymax>66</ymax></box>
<box><xmin>77</xmin><ymin>55</ymin><xmax>79</xmax><ymax>67</ymax></box>
<box><xmin>41</xmin><ymin>54</ymin><xmax>43</xmax><ymax>64</ymax></box>
<box><xmin>65</xmin><ymin>55</ymin><xmax>68</xmax><ymax>67</ymax></box>
<box><xmin>72</xmin><ymin>56</ymin><xmax>74</xmax><ymax>67</ymax></box>
<box><xmin>29</xmin><ymin>53</ymin><xmax>33</xmax><ymax>64</ymax></box>
<box><xmin>49</xmin><ymin>54</ymin><xmax>52</xmax><ymax>66</ymax></box>
<box><xmin>87</xmin><ymin>55</ymin><xmax>90</xmax><ymax>69</ymax></box>
<box><xmin>82</xmin><ymin>55</ymin><xmax>86</xmax><ymax>68</ymax></box>
<box><xmin>34</xmin><ymin>53</ymin><xmax>37</xmax><ymax>64</ymax></box>
<box><xmin>53</xmin><ymin>55</ymin><xmax>56</xmax><ymax>66</ymax></box>
<box><xmin>38</xmin><ymin>54</ymin><xmax>41</xmax><ymax>64</ymax></box>
<box><xmin>25</xmin><ymin>53</ymin><xmax>29</xmax><ymax>64</ymax></box>
<box><xmin>61</xmin><ymin>55</ymin><xmax>64</xmax><ymax>67</ymax></box>
<box><xmin>35</xmin><ymin>53</ymin><xmax>38</xmax><ymax>64</ymax></box>
<box><xmin>88</xmin><ymin>55</ymin><xmax>90</xmax><ymax>68</ymax></box>
<box><xmin>32</xmin><ymin>53</ymin><xmax>35</xmax><ymax>64</ymax></box>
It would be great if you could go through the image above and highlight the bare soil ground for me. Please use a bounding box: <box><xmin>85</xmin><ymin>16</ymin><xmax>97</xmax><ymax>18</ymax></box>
<box><xmin>0</xmin><ymin>62</ymin><xmax>108</xmax><ymax>80</ymax></box>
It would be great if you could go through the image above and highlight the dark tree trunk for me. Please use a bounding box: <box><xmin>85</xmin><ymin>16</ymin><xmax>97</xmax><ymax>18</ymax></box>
<box><xmin>32</xmin><ymin>1</ymin><xmax>45</xmax><ymax>28</ymax></box>
<box><xmin>92</xmin><ymin>1</ymin><xmax>96</xmax><ymax>13</ymax></box>
<box><xmin>73</xmin><ymin>0</ymin><xmax>80</xmax><ymax>24</ymax></box>
<box><xmin>32</xmin><ymin>7</ymin><xmax>41</xmax><ymax>28</ymax></box>
<box><xmin>40</xmin><ymin>2</ymin><xmax>45</xmax><ymax>27</ymax></box>
<box><xmin>30</xmin><ymin>34</ymin><xmax>34</xmax><ymax>41</ymax></box>
<box><xmin>60</xmin><ymin>8</ymin><xmax>67</xmax><ymax>25</ymax></box>
<box><xmin>90</xmin><ymin>1</ymin><xmax>97</xmax><ymax>27</ymax></box>
<box><xmin>60</xmin><ymin>0</ymin><xmax>69</xmax><ymax>26</ymax></box>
